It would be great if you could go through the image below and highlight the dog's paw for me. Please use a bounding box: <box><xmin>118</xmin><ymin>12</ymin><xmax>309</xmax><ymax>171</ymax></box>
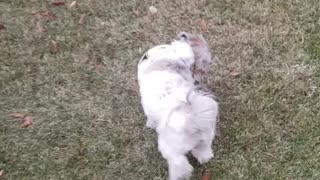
<box><xmin>146</xmin><ymin>120</ymin><xmax>157</xmax><ymax>129</ymax></box>
<box><xmin>192</xmin><ymin>149</ymin><xmax>213</xmax><ymax>164</ymax></box>
<box><xmin>168</xmin><ymin>156</ymin><xmax>193</xmax><ymax>180</ymax></box>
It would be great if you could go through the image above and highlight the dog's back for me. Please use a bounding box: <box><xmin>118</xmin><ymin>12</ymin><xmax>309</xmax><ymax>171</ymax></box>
<box><xmin>155</xmin><ymin>85</ymin><xmax>217</xmax><ymax>180</ymax></box>
<box><xmin>137</xmin><ymin>35</ymin><xmax>217</xmax><ymax>180</ymax></box>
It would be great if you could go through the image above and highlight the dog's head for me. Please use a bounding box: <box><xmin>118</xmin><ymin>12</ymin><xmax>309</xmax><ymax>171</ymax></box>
<box><xmin>176</xmin><ymin>32</ymin><xmax>212</xmax><ymax>83</ymax></box>
<box><xmin>138</xmin><ymin>41</ymin><xmax>194</xmax><ymax>65</ymax></box>
<box><xmin>137</xmin><ymin>40</ymin><xmax>194</xmax><ymax>80</ymax></box>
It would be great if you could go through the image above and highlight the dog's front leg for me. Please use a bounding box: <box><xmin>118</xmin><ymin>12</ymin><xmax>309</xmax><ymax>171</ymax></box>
<box><xmin>191</xmin><ymin>131</ymin><xmax>215</xmax><ymax>164</ymax></box>
<box><xmin>141</xmin><ymin>103</ymin><xmax>158</xmax><ymax>129</ymax></box>
<box><xmin>146</xmin><ymin>117</ymin><xmax>157</xmax><ymax>129</ymax></box>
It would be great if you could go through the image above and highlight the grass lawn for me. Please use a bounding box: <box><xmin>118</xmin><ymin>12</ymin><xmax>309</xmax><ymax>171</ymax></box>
<box><xmin>1</xmin><ymin>0</ymin><xmax>320</xmax><ymax>179</ymax></box>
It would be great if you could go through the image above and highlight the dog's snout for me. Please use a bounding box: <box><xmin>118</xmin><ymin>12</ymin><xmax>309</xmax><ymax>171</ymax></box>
<box><xmin>177</xmin><ymin>32</ymin><xmax>189</xmax><ymax>41</ymax></box>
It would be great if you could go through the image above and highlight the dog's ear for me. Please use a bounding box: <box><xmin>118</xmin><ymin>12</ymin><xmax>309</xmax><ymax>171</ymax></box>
<box><xmin>192</xmin><ymin>60</ymin><xmax>208</xmax><ymax>83</ymax></box>
<box><xmin>176</xmin><ymin>32</ymin><xmax>211</xmax><ymax>83</ymax></box>
<box><xmin>190</xmin><ymin>34</ymin><xmax>211</xmax><ymax>83</ymax></box>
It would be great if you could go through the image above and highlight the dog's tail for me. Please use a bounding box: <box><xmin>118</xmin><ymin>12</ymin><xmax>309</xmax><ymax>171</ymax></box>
<box><xmin>164</xmin><ymin>88</ymin><xmax>218</xmax><ymax>133</ymax></box>
<box><xmin>187</xmin><ymin>89</ymin><xmax>218</xmax><ymax>132</ymax></box>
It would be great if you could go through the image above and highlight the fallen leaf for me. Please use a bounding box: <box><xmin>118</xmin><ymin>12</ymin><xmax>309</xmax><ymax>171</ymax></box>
<box><xmin>30</xmin><ymin>10</ymin><xmax>37</xmax><ymax>15</ymax></box>
<box><xmin>0</xmin><ymin>170</ymin><xmax>3</xmax><ymax>177</ymax></box>
<box><xmin>149</xmin><ymin>6</ymin><xmax>157</xmax><ymax>14</ymax></box>
<box><xmin>69</xmin><ymin>1</ymin><xmax>77</xmax><ymax>8</ymax></box>
<box><xmin>39</xmin><ymin>10</ymin><xmax>56</xmax><ymax>20</ymax></box>
<box><xmin>0</xmin><ymin>24</ymin><xmax>6</xmax><ymax>31</ymax></box>
<box><xmin>51</xmin><ymin>1</ymin><xmax>66</xmax><ymax>6</ymax></box>
<box><xmin>79</xmin><ymin>14</ymin><xmax>86</xmax><ymax>25</ymax></box>
<box><xmin>9</xmin><ymin>113</ymin><xmax>24</xmax><ymax>118</ymax></box>
<box><xmin>133</xmin><ymin>8</ymin><xmax>140</xmax><ymax>17</ymax></box>
<box><xmin>143</xmin><ymin>16</ymin><xmax>151</xmax><ymax>24</ymax></box>
<box><xmin>202</xmin><ymin>172</ymin><xmax>211</xmax><ymax>180</ymax></box>
<box><xmin>132</xmin><ymin>31</ymin><xmax>146</xmax><ymax>40</ymax></box>
<box><xmin>95</xmin><ymin>63</ymin><xmax>105</xmax><ymax>72</ymax></box>
<box><xmin>22</xmin><ymin>116</ymin><xmax>33</xmax><ymax>127</ymax></box>
<box><xmin>230</xmin><ymin>71</ymin><xmax>240</xmax><ymax>77</ymax></box>
<box><xmin>137</xmin><ymin>31</ymin><xmax>145</xmax><ymax>40</ymax></box>
<box><xmin>36</xmin><ymin>22</ymin><xmax>45</xmax><ymax>33</ymax></box>
<box><xmin>51</xmin><ymin>40</ymin><xmax>58</xmax><ymax>53</ymax></box>
<box><xmin>200</xmin><ymin>19</ymin><xmax>207</xmax><ymax>33</ymax></box>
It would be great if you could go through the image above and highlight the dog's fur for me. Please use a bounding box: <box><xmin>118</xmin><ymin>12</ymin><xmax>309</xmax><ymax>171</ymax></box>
<box><xmin>177</xmin><ymin>32</ymin><xmax>212</xmax><ymax>84</ymax></box>
<box><xmin>137</xmin><ymin>32</ymin><xmax>218</xmax><ymax>180</ymax></box>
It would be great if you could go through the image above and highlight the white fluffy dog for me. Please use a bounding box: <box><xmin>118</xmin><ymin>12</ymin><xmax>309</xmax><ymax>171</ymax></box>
<box><xmin>137</xmin><ymin>32</ymin><xmax>218</xmax><ymax>180</ymax></box>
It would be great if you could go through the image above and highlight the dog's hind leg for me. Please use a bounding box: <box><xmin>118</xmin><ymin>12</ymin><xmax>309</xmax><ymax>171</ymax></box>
<box><xmin>158</xmin><ymin>134</ymin><xmax>193</xmax><ymax>180</ymax></box>
<box><xmin>191</xmin><ymin>140</ymin><xmax>213</xmax><ymax>164</ymax></box>
<box><xmin>167</xmin><ymin>155</ymin><xmax>193</xmax><ymax>180</ymax></box>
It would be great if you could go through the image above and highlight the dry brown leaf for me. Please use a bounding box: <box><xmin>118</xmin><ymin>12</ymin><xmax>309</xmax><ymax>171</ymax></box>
<box><xmin>143</xmin><ymin>16</ymin><xmax>151</xmax><ymax>24</ymax></box>
<box><xmin>0</xmin><ymin>170</ymin><xmax>3</xmax><ymax>177</ymax></box>
<box><xmin>230</xmin><ymin>71</ymin><xmax>240</xmax><ymax>77</ymax></box>
<box><xmin>51</xmin><ymin>1</ymin><xmax>66</xmax><ymax>6</ymax></box>
<box><xmin>133</xmin><ymin>8</ymin><xmax>140</xmax><ymax>17</ymax></box>
<box><xmin>51</xmin><ymin>40</ymin><xmax>58</xmax><ymax>53</ymax></box>
<box><xmin>79</xmin><ymin>14</ymin><xmax>86</xmax><ymax>25</ymax></box>
<box><xmin>69</xmin><ymin>1</ymin><xmax>77</xmax><ymax>8</ymax></box>
<box><xmin>95</xmin><ymin>63</ymin><xmax>105</xmax><ymax>72</ymax></box>
<box><xmin>9</xmin><ymin>113</ymin><xmax>24</xmax><ymax>118</ymax></box>
<box><xmin>0</xmin><ymin>24</ymin><xmax>6</xmax><ymax>31</ymax></box>
<box><xmin>39</xmin><ymin>11</ymin><xmax>56</xmax><ymax>20</ymax></box>
<box><xmin>202</xmin><ymin>172</ymin><xmax>211</xmax><ymax>180</ymax></box>
<box><xmin>30</xmin><ymin>10</ymin><xmax>37</xmax><ymax>15</ymax></box>
<box><xmin>36</xmin><ymin>22</ymin><xmax>45</xmax><ymax>33</ymax></box>
<box><xmin>137</xmin><ymin>31</ymin><xmax>145</xmax><ymax>40</ymax></box>
<box><xmin>200</xmin><ymin>19</ymin><xmax>207</xmax><ymax>33</ymax></box>
<box><xmin>22</xmin><ymin>116</ymin><xmax>33</xmax><ymax>128</ymax></box>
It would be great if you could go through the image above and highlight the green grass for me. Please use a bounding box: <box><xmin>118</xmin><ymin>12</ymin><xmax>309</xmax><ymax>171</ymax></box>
<box><xmin>1</xmin><ymin>0</ymin><xmax>320</xmax><ymax>179</ymax></box>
